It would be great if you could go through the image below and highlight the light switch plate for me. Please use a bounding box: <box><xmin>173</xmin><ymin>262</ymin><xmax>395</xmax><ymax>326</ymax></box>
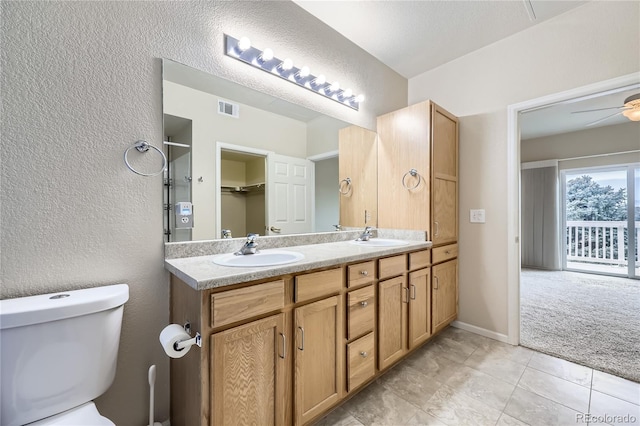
<box><xmin>470</xmin><ymin>209</ymin><xmax>485</xmax><ymax>223</ymax></box>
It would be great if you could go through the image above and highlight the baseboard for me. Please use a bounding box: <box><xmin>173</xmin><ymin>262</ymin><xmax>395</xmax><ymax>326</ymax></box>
<box><xmin>451</xmin><ymin>321</ymin><xmax>510</xmax><ymax>344</ymax></box>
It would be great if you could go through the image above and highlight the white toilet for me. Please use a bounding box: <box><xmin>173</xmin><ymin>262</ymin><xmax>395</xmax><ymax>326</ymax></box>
<box><xmin>0</xmin><ymin>284</ymin><xmax>129</xmax><ymax>426</ymax></box>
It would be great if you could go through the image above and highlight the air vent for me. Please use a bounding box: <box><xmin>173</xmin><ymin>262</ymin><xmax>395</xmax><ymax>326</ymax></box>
<box><xmin>218</xmin><ymin>99</ymin><xmax>239</xmax><ymax>118</ymax></box>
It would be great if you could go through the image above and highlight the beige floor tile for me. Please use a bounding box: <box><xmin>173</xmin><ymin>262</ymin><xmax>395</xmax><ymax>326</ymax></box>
<box><xmin>342</xmin><ymin>381</ymin><xmax>418</xmax><ymax>426</ymax></box>
<box><xmin>464</xmin><ymin>349</ymin><xmax>527</xmax><ymax>385</ymax></box>
<box><xmin>429</xmin><ymin>334</ymin><xmax>477</xmax><ymax>364</ymax></box>
<box><xmin>440</xmin><ymin>326</ymin><xmax>494</xmax><ymax>348</ymax></box>
<box><xmin>528</xmin><ymin>352</ymin><xmax>593</xmax><ymax>387</ymax></box>
<box><xmin>589</xmin><ymin>390</ymin><xmax>640</xmax><ymax>426</ymax></box>
<box><xmin>495</xmin><ymin>413</ymin><xmax>530</xmax><ymax>426</ymax></box>
<box><xmin>406</xmin><ymin>410</ymin><xmax>448</xmax><ymax>426</ymax></box>
<box><xmin>403</xmin><ymin>345</ymin><xmax>463</xmax><ymax>384</ymax></box>
<box><xmin>592</xmin><ymin>370</ymin><xmax>640</xmax><ymax>406</ymax></box>
<box><xmin>477</xmin><ymin>340</ymin><xmax>535</xmax><ymax>365</ymax></box>
<box><xmin>445</xmin><ymin>365</ymin><xmax>516</xmax><ymax>411</ymax></box>
<box><xmin>422</xmin><ymin>384</ymin><xmax>503</xmax><ymax>426</ymax></box>
<box><xmin>518</xmin><ymin>367</ymin><xmax>591</xmax><ymax>413</ymax></box>
<box><xmin>315</xmin><ymin>406</ymin><xmax>365</xmax><ymax>426</ymax></box>
<box><xmin>504</xmin><ymin>386</ymin><xmax>583</xmax><ymax>425</ymax></box>
<box><xmin>377</xmin><ymin>363</ymin><xmax>443</xmax><ymax>408</ymax></box>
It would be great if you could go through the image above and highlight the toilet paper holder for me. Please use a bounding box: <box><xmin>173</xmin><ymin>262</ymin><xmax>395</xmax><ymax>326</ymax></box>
<box><xmin>175</xmin><ymin>322</ymin><xmax>201</xmax><ymax>352</ymax></box>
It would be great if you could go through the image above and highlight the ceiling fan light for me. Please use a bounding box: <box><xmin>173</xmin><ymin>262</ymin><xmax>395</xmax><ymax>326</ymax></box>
<box><xmin>622</xmin><ymin>108</ymin><xmax>640</xmax><ymax>121</ymax></box>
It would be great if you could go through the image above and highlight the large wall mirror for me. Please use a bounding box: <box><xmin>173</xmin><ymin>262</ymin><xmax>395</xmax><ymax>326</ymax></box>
<box><xmin>162</xmin><ymin>59</ymin><xmax>377</xmax><ymax>242</ymax></box>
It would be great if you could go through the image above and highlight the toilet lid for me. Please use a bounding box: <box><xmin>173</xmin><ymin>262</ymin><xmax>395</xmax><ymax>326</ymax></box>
<box><xmin>26</xmin><ymin>402</ymin><xmax>114</xmax><ymax>426</ymax></box>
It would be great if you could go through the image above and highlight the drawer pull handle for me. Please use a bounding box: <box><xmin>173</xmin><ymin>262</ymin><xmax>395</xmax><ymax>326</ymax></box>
<box><xmin>403</xmin><ymin>286</ymin><xmax>409</xmax><ymax>303</ymax></box>
<box><xmin>434</xmin><ymin>221</ymin><xmax>440</xmax><ymax>237</ymax></box>
<box><xmin>410</xmin><ymin>284</ymin><xmax>416</xmax><ymax>300</ymax></box>
<box><xmin>360</xmin><ymin>351</ymin><xmax>368</xmax><ymax>358</ymax></box>
<box><xmin>360</xmin><ymin>270</ymin><xmax>369</xmax><ymax>276</ymax></box>
<box><xmin>279</xmin><ymin>333</ymin><xmax>286</xmax><ymax>359</ymax></box>
<box><xmin>434</xmin><ymin>276</ymin><xmax>439</xmax><ymax>290</ymax></box>
<box><xmin>360</xmin><ymin>301</ymin><xmax>368</xmax><ymax>308</ymax></box>
<box><xmin>297</xmin><ymin>326</ymin><xmax>305</xmax><ymax>351</ymax></box>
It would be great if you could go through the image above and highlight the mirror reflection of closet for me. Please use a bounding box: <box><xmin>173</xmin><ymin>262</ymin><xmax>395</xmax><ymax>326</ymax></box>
<box><xmin>220</xmin><ymin>150</ymin><xmax>266</xmax><ymax>238</ymax></box>
<box><xmin>164</xmin><ymin>115</ymin><xmax>193</xmax><ymax>242</ymax></box>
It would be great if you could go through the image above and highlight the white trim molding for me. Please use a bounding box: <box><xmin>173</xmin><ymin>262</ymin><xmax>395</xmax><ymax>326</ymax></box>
<box><xmin>506</xmin><ymin>72</ymin><xmax>640</xmax><ymax>346</ymax></box>
<box><xmin>451</xmin><ymin>321</ymin><xmax>509</xmax><ymax>344</ymax></box>
<box><xmin>521</xmin><ymin>159</ymin><xmax>558</xmax><ymax>170</ymax></box>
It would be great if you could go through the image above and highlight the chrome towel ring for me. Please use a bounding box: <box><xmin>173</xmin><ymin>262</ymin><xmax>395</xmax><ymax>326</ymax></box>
<box><xmin>339</xmin><ymin>177</ymin><xmax>352</xmax><ymax>195</ymax></box>
<box><xmin>124</xmin><ymin>140</ymin><xmax>167</xmax><ymax>177</ymax></box>
<box><xmin>402</xmin><ymin>168</ymin><xmax>421</xmax><ymax>190</ymax></box>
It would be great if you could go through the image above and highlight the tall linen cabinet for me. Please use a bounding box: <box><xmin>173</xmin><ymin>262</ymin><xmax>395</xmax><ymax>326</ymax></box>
<box><xmin>377</xmin><ymin>100</ymin><xmax>459</xmax><ymax>333</ymax></box>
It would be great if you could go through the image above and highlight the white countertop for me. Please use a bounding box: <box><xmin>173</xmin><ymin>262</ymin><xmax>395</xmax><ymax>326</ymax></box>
<box><xmin>165</xmin><ymin>240</ymin><xmax>432</xmax><ymax>291</ymax></box>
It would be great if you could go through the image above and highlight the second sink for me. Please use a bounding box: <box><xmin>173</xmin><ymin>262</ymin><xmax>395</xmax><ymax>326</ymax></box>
<box><xmin>212</xmin><ymin>249</ymin><xmax>304</xmax><ymax>267</ymax></box>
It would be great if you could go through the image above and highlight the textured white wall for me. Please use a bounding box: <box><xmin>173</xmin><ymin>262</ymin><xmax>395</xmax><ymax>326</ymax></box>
<box><xmin>408</xmin><ymin>1</ymin><xmax>640</xmax><ymax>335</ymax></box>
<box><xmin>0</xmin><ymin>1</ymin><xmax>406</xmax><ymax>424</ymax></box>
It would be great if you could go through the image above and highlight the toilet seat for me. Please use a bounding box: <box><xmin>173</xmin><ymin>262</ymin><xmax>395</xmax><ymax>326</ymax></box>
<box><xmin>26</xmin><ymin>402</ymin><xmax>114</xmax><ymax>426</ymax></box>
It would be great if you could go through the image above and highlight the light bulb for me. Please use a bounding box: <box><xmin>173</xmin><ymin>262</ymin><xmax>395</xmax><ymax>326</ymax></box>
<box><xmin>237</xmin><ymin>37</ymin><xmax>251</xmax><ymax>52</ymax></box>
<box><xmin>314</xmin><ymin>74</ymin><xmax>326</xmax><ymax>86</ymax></box>
<box><xmin>297</xmin><ymin>66</ymin><xmax>310</xmax><ymax>78</ymax></box>
<box><xmin>279</xmin><ymin>58</ymin><xmax>293</xmax><ymax>71</ymax></box>
<box><xmin>260</xmin><ymin>48</ymin><xmax>274</xmax><ymax>61</ymax></box>
<box><xmin>329</xmin><ymin>81</ymin><xmax>340</xmax><ymax>92</ymax></box>
<box><xmin>355</xmin><ymin>94</ymin><xmax>365</xmax><ymax>103</ymax></box>
<box><xmin>622</xmin><ymin>108</ymin><xmax>640</xmax><ymax>121</ymax></box>
<box><xmin>343</xmin><ymin>89</ymin><xmax>353</xmax><ymax>98</ymax></box>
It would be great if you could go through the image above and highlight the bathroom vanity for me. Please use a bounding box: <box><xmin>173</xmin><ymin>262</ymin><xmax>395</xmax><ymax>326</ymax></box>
<box><xmin>165</xmin><ymin>236</ymin><xmax>457</xmax><ymax>426</ymax></box>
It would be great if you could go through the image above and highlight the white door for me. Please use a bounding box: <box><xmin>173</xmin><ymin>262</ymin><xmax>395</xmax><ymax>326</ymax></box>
<box><xmin>267</xmin><ymin>153</ymin><xmax>315</xmax><ymax>235</ymax></box>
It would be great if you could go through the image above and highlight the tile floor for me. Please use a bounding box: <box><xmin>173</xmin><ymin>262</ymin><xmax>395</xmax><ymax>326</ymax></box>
<box><xmin>316</xmin><ymin>327</ymin><xmax>640</xmax><ymax>426</ymax></box>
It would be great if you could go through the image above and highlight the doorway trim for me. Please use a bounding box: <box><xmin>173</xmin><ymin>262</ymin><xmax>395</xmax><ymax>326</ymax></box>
<box><xmin>215</xmin><ymin>142</ymin><xmax>271</xmax><ymax>239</ymax></box>
<box><xmin>506</xmin><ymin>72</ymin><xmax>640</xmax><ymax>345</ymax></box>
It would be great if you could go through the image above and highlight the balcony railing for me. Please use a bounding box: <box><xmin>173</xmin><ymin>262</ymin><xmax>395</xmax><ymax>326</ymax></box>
<box><xmin>566</xmin><ymin>220</ymin><xmax>640</xmax><ymax>266</ymax></box>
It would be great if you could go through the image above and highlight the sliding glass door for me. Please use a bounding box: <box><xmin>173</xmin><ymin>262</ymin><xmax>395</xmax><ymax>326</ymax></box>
<box><xmin>562</xmin><ymin>164</ymin><xmax>639</xmax><ymax>279</ymax></box>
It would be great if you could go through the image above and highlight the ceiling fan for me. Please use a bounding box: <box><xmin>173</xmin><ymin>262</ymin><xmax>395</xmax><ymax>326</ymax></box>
<box><xmin>572</xmin><ymin>93</ymin><xmax>640</xmax><ymax>126</ymax></box>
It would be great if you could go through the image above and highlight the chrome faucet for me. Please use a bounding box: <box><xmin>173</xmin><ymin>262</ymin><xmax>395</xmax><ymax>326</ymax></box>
<box><xmin>356</xmin><ymin>226</ymin><xmax>374</xmax><ymax>241</ymax></box>
<box><xmin>235</xmin><ymin>233</ymin><xmax>259</xmax><ymax>255</ymax></box>
<box><xmin>222</xmin><ymin>229</ymin><xmax>232</xmax><ymax>239</ymax></box>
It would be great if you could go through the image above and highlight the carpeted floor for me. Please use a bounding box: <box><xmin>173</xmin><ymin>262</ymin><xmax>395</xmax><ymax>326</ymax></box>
<box><xmin>520</xmin><ymin>268</ymin><xmax>640</xmax><ymax>383</ymax></box>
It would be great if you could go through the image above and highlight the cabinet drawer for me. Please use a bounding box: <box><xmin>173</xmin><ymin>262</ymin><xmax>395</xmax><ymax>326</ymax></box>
<box><xmin>347</xmin><ymin>261</ymin><xmax>375</xmax><ymax>288</ymax></box>
<box><xmin>211</xmin><ymin>280</ymin><xmax>285</xmax><ymax>328</ymax></box>
<box><xmin>432</xmin><ymin>244</ymin><xmax>458</xmax><ymax>264</ymax></box>
<box><xmin>295</xmin><ymin>268</ymin><xmax>343</xmax><ymax>303</ymax></box>
<box><xmin>378</xmin><ymin>254</ymin><xmax>407</xmax><ymax>280</ymax></box>
<box><xmin>347</xmin><ymin>285</ymin><xmax>375</xmax><ymax>340</ymax></box>
<box><xmin>409</xmin><ymin>250</ymin><xmax>431</xmax><ymax>270</ymax></box>
<box><xmin>347</xmin><ymin>332</ymin><xmax>375</xmax><ymax>392</ymax></box>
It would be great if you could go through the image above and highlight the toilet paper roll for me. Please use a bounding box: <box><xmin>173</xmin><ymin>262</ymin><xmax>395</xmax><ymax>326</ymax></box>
<box><xmin>159</xmin><ymin>324</ymin><xmax>192</xmax><ymax>358</ymax></box>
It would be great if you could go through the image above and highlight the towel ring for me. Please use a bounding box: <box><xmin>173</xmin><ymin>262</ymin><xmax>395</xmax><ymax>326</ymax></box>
<box><xmin>402</xmin><ymin>168</ymin><xmax>421</xmax><ymax>190</ymax></box>
<box><xmin>339</xmin><ymin>177</ymin><xmax>352</xmax><ymax>195</ymax></box>
<box><xmin>124</xmin><ymin>140</ymin><xmax>167</xmax><ymax>177</ymax></box>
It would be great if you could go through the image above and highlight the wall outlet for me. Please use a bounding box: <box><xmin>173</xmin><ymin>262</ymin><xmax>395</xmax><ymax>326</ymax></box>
<box><xmin>470</xmin><ymin>209</ymin><xmax>485</xmax><ymax>223</ymax></box>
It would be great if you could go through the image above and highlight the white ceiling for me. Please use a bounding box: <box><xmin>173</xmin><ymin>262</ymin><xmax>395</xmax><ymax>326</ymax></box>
<box><xmin>294</xmin><ymin>0</ymin><xmax>587</xmax><ymax>79</ymax></box>
<box><xmin>295</xmin><ymin>0</ymin><xmax>640</xmax><ymax>138</ymax></box>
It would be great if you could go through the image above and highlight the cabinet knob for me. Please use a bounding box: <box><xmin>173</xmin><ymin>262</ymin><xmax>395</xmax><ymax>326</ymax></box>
<box><xmin>360</xmin><ymin>270</ymin><xmax>368</xmax><ymax>276</ymax></box>
<box><xmin>360</xmin><ymin>301</ymin><xmax>368</xmax><ymax>307</ymax></box>
<box><xmin>445</xmin><ymin>250</ymin><xmax>451</xmax><ymax>255</ymax></box>
<box><xmin>360</xmin><ymin>351</ymin><xmax>368</xmax><ymax>358</ymax></box>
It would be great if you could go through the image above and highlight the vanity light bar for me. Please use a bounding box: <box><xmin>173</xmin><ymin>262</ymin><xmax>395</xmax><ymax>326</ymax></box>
<box><xmin>224</xmin><ymin>35</ymin><xmax>364</xmax><ymax>111</ymax></box>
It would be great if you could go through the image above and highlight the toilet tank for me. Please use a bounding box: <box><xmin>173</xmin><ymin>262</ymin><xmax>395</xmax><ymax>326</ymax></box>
<box><xmin>0</xmin><ymin>284</ymin><xmax>129</xmax><ymax>426</ymax></box>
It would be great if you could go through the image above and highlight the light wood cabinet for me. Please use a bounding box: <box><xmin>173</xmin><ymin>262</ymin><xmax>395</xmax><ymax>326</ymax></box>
<box><xmin>210</xmin><ymin>314</ymin><xmax>286</xmax><ymax>426</ymax></box>
<box><xmin>378</xmin><ymin>275</ymin><xmax>408</xmax><ymax>370</ymax></box>
<box><xmin>432</xmin><ymin>259</ymin><xmax>458</xmax><ymax>333</ymax></box>
<box><xmin>432</xmin><ymin>105</ymin><xmax>458</xmax><ymax>246</ymax></box>
<box><xmin>294</xmin><ymin>295</ymin><xmax>344</xmax><ymax>425</ymax></box>
<box><xmin>338</xmin><ymin>125</ymin><xmax>378</xmax><ymax>227</ymax></box>
<box><xmin>408</xmin><ymin>268</ymin><xmax>431</xmax><ymax>349</ymax></box>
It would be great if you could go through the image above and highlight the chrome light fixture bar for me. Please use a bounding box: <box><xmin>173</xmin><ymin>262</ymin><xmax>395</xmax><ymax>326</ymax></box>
<box><xmin>224</xmin><ymin>35</ymin><xmax>364</xmax><ymax>111</ymax></box>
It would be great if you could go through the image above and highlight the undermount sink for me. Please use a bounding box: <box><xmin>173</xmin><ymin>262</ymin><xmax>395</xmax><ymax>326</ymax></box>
<box><xmin>212</xmin><ymin>249</ymin><xmax>304</xmax><ymax>267</ymax></box>
<box><xmin>349</xmin><ymin>238</ymin><xmax>409</xmax><ymax>247</ymax></box>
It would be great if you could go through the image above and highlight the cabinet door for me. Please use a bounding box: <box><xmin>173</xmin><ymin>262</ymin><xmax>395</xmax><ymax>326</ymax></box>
<box><xmin>339</xmin><ymin>125</ymin><xmax>378</xmax><ymax>227</ymax></box>
<box><xmin>294</xmin><ymin>296</ymin><xmax>344</xmax><ymax>425</ymax></box>
<box><xmin>431</xmin><ymin>105</ymin><xmax>458</xmax><ymax>245</ymax></box>
<box><xmin>378</xmin><ymin>275</ymin><xmax>408</xmax><ymax>370</ymax></box>
<box><xmin>211</xmin><ymin>314</ymin><xmax>286</xmax><ymax>426</ymax></box>
<box><xmin>432</xmin><ymin>259</ymin><xmax>458</xmax><ymax>333</ymax></box>
<box><xmin>408</xmin><ymin>268</ymin><xmax>431</xmax><ymax>348</ymax></box>
<box><xmin>377</xmin><ymin>102</ymin><xmax>431</xmax><ymax>231</ymax></box>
